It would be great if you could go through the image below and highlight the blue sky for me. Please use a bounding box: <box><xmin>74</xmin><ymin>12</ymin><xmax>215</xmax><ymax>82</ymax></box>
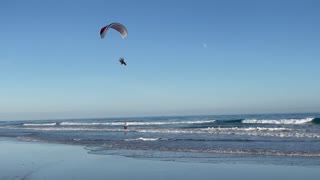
<box><xmin>1</xmin><ymin>0</ymin><xmax>320</xmax><ymax>120</ymax></box>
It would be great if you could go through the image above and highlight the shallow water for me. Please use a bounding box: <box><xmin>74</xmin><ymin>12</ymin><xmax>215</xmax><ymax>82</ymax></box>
<box><xmin>1</xmin><ymin>138</ymin><xmax>320</xmax><ymax>180</ymax></box>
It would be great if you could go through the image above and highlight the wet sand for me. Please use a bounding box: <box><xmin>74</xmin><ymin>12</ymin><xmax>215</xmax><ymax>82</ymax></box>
<box><xmin>0</xmin><ymin>137</ymin><xmax>319</xmax><ymax>180</ymax></box>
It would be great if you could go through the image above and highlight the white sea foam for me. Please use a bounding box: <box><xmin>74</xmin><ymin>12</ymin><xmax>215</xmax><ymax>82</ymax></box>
<box><xmin>207</xmin><ymin>127</ymin><xmax>290</xmax><ymax>131</ymax></box>
<box><xmin>9</xmin><ymin>124</ymin><xmax>320</xmax><ymax>139</ymax></box>
<box><xmin>242</xmin><ymin>118</ymin><xmax>314</xmax><ymax>124</ymax></box>
<box><xmin>125</xmin><ymin>137</ymin><xmax>160</xmax><ymax>141</ymax></box>
<box><xmin>60</xmin><ymin>122</ymin><xmax>124</xmax><ymax>126</ymax></box>
<box><xmin>17</xmin><ymin>136</ymin><xmax>40</xmax><ymax>142</ymax></box>
<box><xmin>23</xmin><ymin>123</ymin><xmax>57</xmax><ymax>126</ymax></box>
<box><xmin>14</xmin><ymin>127</ymin><xmax>124</xmax><ymax>132</ymax></box>
<box><xmin>137</xmin><ymin>127</ymin><xmax>320</xmax><ymax>138</ymax></box>
<box><xmin>202</xmin><ymin>149</ymin><xmax>320</xmax><ymax>157</ymax></box>
<box><xmin>60</xmin><ymin>120</ymin><xmax>216</xmax><ymax>126</ymax></box>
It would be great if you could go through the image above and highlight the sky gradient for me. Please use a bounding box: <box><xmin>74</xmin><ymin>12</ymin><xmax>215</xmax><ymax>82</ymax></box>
<box><xmin>1</xmin><ymin>0</ymin><xmax>320</xmax><ymax>120</ymax></box>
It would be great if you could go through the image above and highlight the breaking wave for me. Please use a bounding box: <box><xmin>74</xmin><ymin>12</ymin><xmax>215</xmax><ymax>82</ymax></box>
<box><xmin>312</xmin><ymin>118</ymin><xmax>320</xmax><ymax>124</ymax></box>
<box><xmin>23</xmin><ymin>123</ymin><xmax>57</xmax><ymax>126</ymax></box>
<box><xmin>19</xmin><ymin>118</ymin><xmax>319</xmax><ymax>127</ymax></box>
<box><xmin>242</xmin><ymin>118</ymin><xmax>314</xmax><ymax>124</ymax></box>
<box><xmin>60</xmin><ymin>120</ymin><xmax>216</xmax><ymax>126</ymax></box>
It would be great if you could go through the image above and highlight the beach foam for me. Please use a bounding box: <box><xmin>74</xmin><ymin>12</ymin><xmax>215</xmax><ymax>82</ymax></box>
<box><xmin>125</xmin><ymin>137</ymin><xmax>160</xmax><ymax>141</ymax></box>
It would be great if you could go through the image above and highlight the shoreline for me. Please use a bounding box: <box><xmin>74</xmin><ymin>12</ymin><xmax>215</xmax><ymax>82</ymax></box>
<box><xmin>1</xmin><ymin>137</ymin><xmax>320</xmax><ymax>180</ymax></box>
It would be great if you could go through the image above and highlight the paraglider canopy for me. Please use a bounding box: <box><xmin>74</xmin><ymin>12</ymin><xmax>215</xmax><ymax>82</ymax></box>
<box><xmin>100</xmin><ymin>22</ymin><xmax>128</xmax><ymax>39</ymax></box>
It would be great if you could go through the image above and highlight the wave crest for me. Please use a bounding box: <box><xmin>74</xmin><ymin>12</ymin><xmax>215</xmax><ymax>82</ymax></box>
<box><xmin>60</xmin><ymin>120</ymin><xmax>216</xmax><ymax>126</ymax></box>
<box><xmin>23</xmin><ymin>123</ymin><xmax>57</xmax><ymax>126</ymax></box>
<box><xmin>242</xmin><ymin>118</ymin><xmax>314</xmax><ymax>124</ymax></box>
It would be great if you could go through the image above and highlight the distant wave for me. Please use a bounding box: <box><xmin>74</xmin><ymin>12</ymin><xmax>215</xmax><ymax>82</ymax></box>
<box><xmin>218</xmin><ymin>119</ymin><xmax>243</xmax><ymax>123</ymax></box>
<box><xmin>60</xmin><ymin>120</ymin><xmax>216</xmax><ymax>126</ymax></box>
<box><xmin>60</xmin><ymin>122</ymin><xmax>123</xmax><ymax>126</ymax></box>
<box><xmin>23</xmin><ymin>123</ymin><xmax>57</xmax><ymax>126</ymax></box>
<box><xmin>13</xmin><ymin>127</ymin><xmax>124</xmax><ymax>132</ymax></box>
<box><xmin>241</xmin><ymin>117</ymin><xmax>314</xmax><ymax>125</ymax></box>
<box><xmin>312</xmin><ymin>118</ymin><xmax>320</xmax><ymax>124</ymax></box>
<box><xmin>17</xmin><ymin>118</ymin><xmax>319</xmax><ymax>127</ymax></box>
<box><xmin>202</xmin><ymin>117</ymin><xmax>318</xmax><ymax>125</ymax></box>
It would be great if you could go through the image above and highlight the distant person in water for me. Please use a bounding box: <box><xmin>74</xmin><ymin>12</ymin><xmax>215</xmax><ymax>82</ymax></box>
<box><xmin>124</xmin><ymin>122</ymin><xmax>128</xmax><ymax>130</ymax></box>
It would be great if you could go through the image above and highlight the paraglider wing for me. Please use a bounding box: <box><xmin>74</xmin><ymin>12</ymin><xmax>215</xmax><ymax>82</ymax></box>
<box><xmin>100</xmin><ymin>23</ymin><xmax>128</xmax><ymax>39</ymax></box>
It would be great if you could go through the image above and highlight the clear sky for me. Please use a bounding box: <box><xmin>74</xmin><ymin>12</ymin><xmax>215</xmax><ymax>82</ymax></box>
<box><xmin>1</xmin><ymin>0</ymin><xmax>320</xmax><ymax>120</ymax></box>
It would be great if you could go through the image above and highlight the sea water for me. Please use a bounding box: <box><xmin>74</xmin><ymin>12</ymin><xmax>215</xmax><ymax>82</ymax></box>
<box><xmin>1</xmin><ymin>113</ymin><xmax>320</xmax><ymax>166</ymax></box>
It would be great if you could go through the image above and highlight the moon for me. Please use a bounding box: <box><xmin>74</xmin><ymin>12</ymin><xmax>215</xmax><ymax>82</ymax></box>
<box><xmin>203</xmin><ymin>43</ymin><xmax>207</xmax><ymax>48</ymax></box>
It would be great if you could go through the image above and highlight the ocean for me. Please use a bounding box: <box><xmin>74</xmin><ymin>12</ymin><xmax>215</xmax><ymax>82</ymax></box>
<box><xmin>1</xmin><ymin>113</ymin><xmax>320</xmax><ymax>166</ymax></box>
